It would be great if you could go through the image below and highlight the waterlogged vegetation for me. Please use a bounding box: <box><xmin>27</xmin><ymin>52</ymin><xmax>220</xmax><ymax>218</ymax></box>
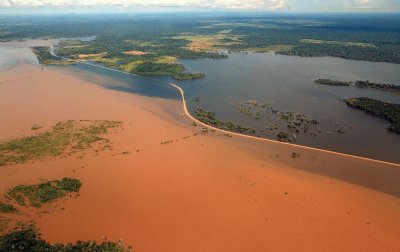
<box><xmin>0</xmin><ymin>224</ymin><xmax>131</xmax><ymax>252</ymax></box>
<box><xmin>344</xmin><ymin>97</ymin><xmax>400</xmax><ymax>134</ymax></box>
<box><xmin>0</xmin><ymin>120</ymin><xmax>122</xmax><ymax>166</ymax></box>
<box><xmin>6</xmin><ymin>178</ymin><xmax>81</xmax><ymax>208</ymax></box>
<box><xmin>194</xmin><ymin>99</ymin><xmax>343</xmax><ymax>143</ymax></box>
<box><xmin>354</xmin><ymin>80</ymin><xmax>400</xmax><ymax>93</ymax></box>
<box><xmin>194</xmin><ymin>106</ymin><xmax>256</xmax><ymax>134</ymax></box>
<box><xmin>233</xmin><ymin>100</ymin><xmax>327</xmax><ymax>143</ymax></box>
<box><xmin>316</xmin><ymin>79</ymin><xmax>400</xmax><ymax>93</ymax></box>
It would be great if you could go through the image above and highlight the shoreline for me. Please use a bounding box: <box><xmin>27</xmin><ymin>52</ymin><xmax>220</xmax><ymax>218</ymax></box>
<box><xmin>169</xmin><ymin>83</ymin><xmax>400</xmax><ymax>167</ymax></box>
<box><xmin>53</xmin><ymin>53</ymin><xmax>400</xmax><ymax>167</ymax></box>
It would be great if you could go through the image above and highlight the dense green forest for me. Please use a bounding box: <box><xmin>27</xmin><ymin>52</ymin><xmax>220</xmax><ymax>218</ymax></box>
<box><xmin>1</xmin><ymin>13</ymin><xmax>399</xmax><ymax>66</ymax></box>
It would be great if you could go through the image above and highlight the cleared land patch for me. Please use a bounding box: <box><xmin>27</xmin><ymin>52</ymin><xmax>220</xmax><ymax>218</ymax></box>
<box><xmin>77</xmin><ymin>52</ymin><xmax>107</xmax><ymax>59</ymax></box>
<box><xmin>123</xmin><ymin>50</ymin><xmax>149</xmax><ymax>56</ymax></box>
<box><xmin>173</xmin><ymin>33</ymin><xmax>241</xmax><ymax>52</ymax></box>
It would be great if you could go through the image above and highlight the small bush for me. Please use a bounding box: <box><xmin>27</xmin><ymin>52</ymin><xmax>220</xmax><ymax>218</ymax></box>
<box><xmin>0</xmin><ymin>224</ymin><xmax>131</xmax><ymax>252</ymax></box>
<box><xmin>0</xmin><ymin>201</ymin><xmax>16</xmax><ymax>213</ymax></box>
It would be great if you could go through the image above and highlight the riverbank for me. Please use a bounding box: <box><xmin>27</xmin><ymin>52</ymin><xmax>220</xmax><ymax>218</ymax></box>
<box><xmin>1</xmin><ymin>63</ymin><xmax>400</xmax><ymax>251</ymax></box>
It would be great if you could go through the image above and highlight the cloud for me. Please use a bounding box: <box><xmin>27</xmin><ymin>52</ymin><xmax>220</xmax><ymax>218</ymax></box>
<box><xmin>0</xmin><ymin>0</ymin><xmax>287</xmax><ymax>10</ymax></box>
<box><xmin>0</xmin><ymin>0</ymin><xmax>398</xmax><ymax>11</ymax></box>
<box><xmin>284</xmin><ymin>0</ymin><xmax>399</xmax><ymax>12</ymax></box>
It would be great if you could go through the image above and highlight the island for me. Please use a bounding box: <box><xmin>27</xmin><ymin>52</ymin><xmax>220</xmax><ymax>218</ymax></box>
<box><xmin>315</xmin><ymin>79</ymin><xmax>351</xmax><ymax>86</ymax></box>
<box><xmin>344</xmin><ymin>97</ymin><xmax>400</xmax><ymax>134</ymax></box>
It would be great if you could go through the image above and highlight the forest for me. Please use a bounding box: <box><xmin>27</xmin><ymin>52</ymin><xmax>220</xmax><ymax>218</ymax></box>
<box><xmin>1</xmin><ymin>13</ymin><xmax>399</xmax><ymax>66</ymax></box>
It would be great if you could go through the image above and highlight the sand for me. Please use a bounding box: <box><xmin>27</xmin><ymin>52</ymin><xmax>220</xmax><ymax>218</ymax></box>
<box><xmin>1</xmin><ymin>63</ymin><xmax>400</xmax><ymax>251</ymax></box>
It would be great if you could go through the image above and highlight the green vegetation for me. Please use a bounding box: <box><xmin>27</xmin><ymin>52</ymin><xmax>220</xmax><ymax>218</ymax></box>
<box><xmin>173</xmin><ymin>72</ymin><xmax>205</xmax><ymax>80</ymax></box>
<box><xmin>300</xmin><ymin>39</ymin><xmax>376</xmax><ymax>48</ymax></box>
<box><xmin>344</xmin><ymin>97</ymin><xmax>400</xmax><ymax>134</ymax></box>
<box><xmin>194</xmin><ymin>106</ymin><xmax>255</xmax><ymax>134</ymax></box>
<box><xmin>0</xmin><ymin>202</ymin><xmax>16</xmax><ymax>213</ymax></box>
<box><xmin>233</xmin><ymin>100</ymin><xmax>322</xmax><ymax>142</ymax></box>
<box><xmin>316</xmin><ymin>79</ymin><xmax>400</xmax><ymax>93</ymax></box>
<box><xmin>6</xmin><ymin>178</ymin><xmax>81</xmax><ymax>208</ymax></box>
<box><xmin>355</xmin><ymin>80</ymin><xmax>400</xmax><ymax>93</ymax></box>
<box><xmin>277</xmin><ymin>132</ymin><xmax>293</xmax><ymax>143</ymax></box>
<box><xmin>133</xmin><ymin>61</ymin><xmax>205</xmax><ymax>80</ymax></box>
<box><xmin>247</xmin><ymin>44</ymin><xmax>294</xmax><ymax>53</ymax></box>
<box><xmin>0</xmin><ymin>120</ymin><xmax>121</xmax><ymax>166</ymax></box>
<box><xmin>1</xmin><ymin>14</ymin><xmax>399</xmax><ymax>65</ymax></box>
<box><xmin>0</xmin><ymin>224</ymin><xmax>131</xmax><ymax>251</ymax></box>
<box><xmin>315</xmin><ymin>79</ymin><xmax>351</xmax><ymax>86</ymax></box>
<box><xmin>31</xmin><ymin>46</ymin><xmax>73</xmax><ymax>65</ymax></box>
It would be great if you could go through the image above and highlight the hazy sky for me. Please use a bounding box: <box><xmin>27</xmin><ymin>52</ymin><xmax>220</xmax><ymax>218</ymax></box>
<box><xmin>0</xmin><ymin>0</ymin><xmax>399</xmax><ymax>12</ymax></box>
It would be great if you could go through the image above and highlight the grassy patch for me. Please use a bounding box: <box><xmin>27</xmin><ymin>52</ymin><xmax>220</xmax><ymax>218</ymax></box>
<box><xmin>0</xmin><ymin>120</ymin><xmax>122</xmax><ymax>166</ymax></box>
<box><xmin>156</xmin><ymin>56</ymin><xmax>177</xmax><ymax>64</ymax></box>
<box><xmin>7</xmin><ymin>178</ymin><xmax>81</xmax><ymax>208</ymax></box>
<box><xmin>119</xmin><ymin>60</ymin><xmax>144</xmax><ymax>73</ymax></box>
<box><xmin>172</xmin><ymin>33</ymin><xmax>240</xmax><ymax>52</ymax></box>
<box><xmin>249</xmin><ymin>44</ymin><xmax>294</xmax><ymax>53</ymax></box>
<box><xmin>0</xmin><ymin>224</ymin><xmax>131</xmax><ymax>251</ymax></box>
<box><xmin>0</xmin><ymin>202</ymin><xmax>16</xmax><ymax>213</ymax></box>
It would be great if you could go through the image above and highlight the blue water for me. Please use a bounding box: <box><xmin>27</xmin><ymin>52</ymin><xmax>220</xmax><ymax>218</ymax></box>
<box><xmin>58</xmin><ymin>63</ymin><xmax>180</xmax><ymax>100</ymax></box>
<box><xmin>62</xmin><ymin>52</ymin><xmax>400</xmax><ymax>163</ymax></box>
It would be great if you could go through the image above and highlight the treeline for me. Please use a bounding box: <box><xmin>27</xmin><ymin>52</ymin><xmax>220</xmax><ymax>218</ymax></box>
<box><xmin>355</xmin><ymin>80</ymin><xmax>400</xmax><ymax>93</ymax></box>
<box><xmin>315</xmin><ymin>79</ymin><xmax>400</xmax><ymax>93</ymax></box>
<box><xmin>134</xmin><ymin>62</ymin><xmax>205</xmax><ymax>80</ymax></box>
<box><xmin>315</xmin><ymin>79</ymin><xmax>351</xmax><ymax>86</ymax></box>
<box><xmin>279</xmin><ymin>44</ymin><xmax>400</xmax><ymax>64</ymax></box>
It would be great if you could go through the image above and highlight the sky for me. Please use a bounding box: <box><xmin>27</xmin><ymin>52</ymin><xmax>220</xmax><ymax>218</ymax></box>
<box><xmin>0</xmin><ymin>0</ymin><xmax>399</xmax><ymax>13</ymax></box>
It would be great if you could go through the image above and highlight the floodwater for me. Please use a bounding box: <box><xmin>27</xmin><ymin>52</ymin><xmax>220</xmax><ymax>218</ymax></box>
<box><xmin>177</xmin><ymin>52</ymin><xmax>400</xmax><ymax>162</ymax></box>
<box><xmin>1</xmin><ymin>40</ymin><xmax>399</xmax><ymax>162</ymax></box>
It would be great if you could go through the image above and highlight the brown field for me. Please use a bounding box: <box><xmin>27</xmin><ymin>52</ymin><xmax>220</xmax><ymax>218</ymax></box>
<box><xmin>0</xmin><ymin>63</ymin><xmax>400</xmax><ymax>251</ymax></box>
<box><xmin>123</xmin><ymin>50</ymin><xmax>149</xmax><ymax>56</ymax></box>
<box><xmin>77</xmin><ymin>52</ymin><xmax>107</xmax><ymax>59</ymax></box>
